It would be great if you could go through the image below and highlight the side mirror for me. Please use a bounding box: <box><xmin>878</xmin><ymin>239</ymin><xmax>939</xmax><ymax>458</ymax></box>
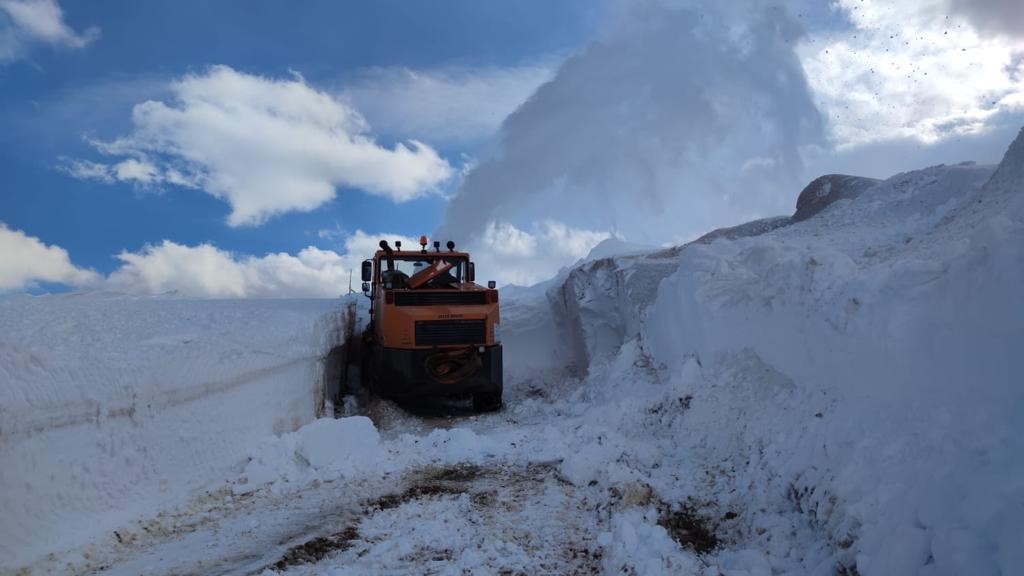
<box><xmin>361</xmin><ymin>260</ymin><xmax>372</xmax><ymax>282</ymax></box>
<box><xmin>467</xmin><ymin>262</ymin><xmax>475</xmax><ymax>282</ymax></box>
<box><xmin>362</xmin><ymin>281</ymin><xmax>370</xmax><ymax>293</ymax></box>
<box><xmin>487</xmin><ymin>280</ymin><xmax>496</xmax><ymax>289</ymax></box>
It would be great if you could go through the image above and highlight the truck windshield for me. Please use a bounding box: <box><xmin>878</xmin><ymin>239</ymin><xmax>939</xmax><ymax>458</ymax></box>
<box><xmin>383</xmin><ymin>256</ymin><xmax>465</xmax><ymax>286</ymax></box>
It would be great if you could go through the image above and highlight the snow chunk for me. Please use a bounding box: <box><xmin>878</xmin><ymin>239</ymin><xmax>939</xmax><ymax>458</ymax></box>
<box><xmin>598</xmin><ymin>509</ymin><xmax>700</xmax><ymax>575</ymax></box>
<box><xmin>297</xmin><ymin>416</ymin><xmax>381</xmax><ymax>473</ymax></box>
<box><xmin>237</xmin><ymin>416</ymin><xmax>384</xmax><ymax>493</ymax></box>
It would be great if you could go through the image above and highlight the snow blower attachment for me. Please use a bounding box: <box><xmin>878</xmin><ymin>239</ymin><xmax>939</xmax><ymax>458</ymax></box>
<box><xmin>359</xmin><ymin>237</ymin><xmax>502</xmax><ymax>411</ymax></box>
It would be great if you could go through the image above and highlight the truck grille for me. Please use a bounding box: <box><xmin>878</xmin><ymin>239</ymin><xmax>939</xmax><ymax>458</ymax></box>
<box><xmin>415</xmin><ymin>320</ymin><xmax>487</xmax><ymax>346</ymax></box>
<box><xmin>395</xmin><ymin>291</ymin><xmax>487</xmax><ymax>306</ymax></box>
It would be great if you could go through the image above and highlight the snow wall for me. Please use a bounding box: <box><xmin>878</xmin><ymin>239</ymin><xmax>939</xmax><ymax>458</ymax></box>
<box><xmin>0</xmin><ymin>296</ymin><xmax>347</xmax><ymax>567</ymax></box>
<box><xmin>537</xmin><ymin>130</ymin><xmax>1024</xmax><ymax>574</ymax></box>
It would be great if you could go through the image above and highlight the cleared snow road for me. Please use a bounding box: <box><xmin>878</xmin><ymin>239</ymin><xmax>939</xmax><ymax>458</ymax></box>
<box><xmin>38</xmin><ymin>374</ymin><xmax>725</xmax><ymax>576</ymax></box>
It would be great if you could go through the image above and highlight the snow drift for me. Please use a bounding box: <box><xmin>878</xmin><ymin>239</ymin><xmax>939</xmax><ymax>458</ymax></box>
<box><xmin>525</xmin><ymin>129</ymin><xmax>1024</xmax><ymax>573</ymax></box>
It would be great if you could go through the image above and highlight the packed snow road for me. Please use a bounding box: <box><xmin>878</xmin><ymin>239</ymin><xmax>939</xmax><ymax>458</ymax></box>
<box><xmin>58</xmin><ymin>403</ymin><xmax>616</xmax><ymax>576</ymax></box>
<box><xmin>5</xmin><ymin>301</ymin><xmax>769</xmax><ymax>575</ymax></box>
<box><xmin>22</xmin><ymin>363</ymin><xmax>748</xmax><ymax>576</ymax></box>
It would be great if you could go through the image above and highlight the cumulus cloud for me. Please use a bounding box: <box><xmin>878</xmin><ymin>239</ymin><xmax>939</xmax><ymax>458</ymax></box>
<box><xmin>0</xmin><ymin>223</ymin><xmax>99</xmax><ymax>291</ymax></box>
<box><xmin>0</xmin><ymin>0</ymin><xmax>97</xmax><ymax>61</ymax></box>
<box><xmin>99</xmin><ymin>224</ymin><xmax>601</xmax><ymax>297</ymax></box>
<box><xmin>341</xmin><ymin>63</ymin><xmax>556</xmax><ymax>144</ymax></box>
<box><xmin>0</xmin><ymin>222</ymin><xmax>599</xmax><ymax>296</ymax></box>
<box><xmin>439</xmin><ymin>1</ymin><xmax>825</xmax><ymax>252</ymax></box>
<box><xmin>66</xmin><ymin>66</ymin><xmax>453</xmax><ymax>226</ymax></box>
<box><xmin>106</xmin><ymin>231</ymin><xmax>422</xmax><ymax>298</ymax></box>
<box><xmin>799</xmin><ymin>0</ymin><xmax>1024</xmax><ymax>149</ymax></box>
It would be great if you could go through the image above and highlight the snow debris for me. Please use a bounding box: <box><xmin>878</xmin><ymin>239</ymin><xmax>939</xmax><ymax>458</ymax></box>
<box><xmin>236</xmin><ymin>416</ymin><xmax>384</xmax><ymax>494</ymax></box>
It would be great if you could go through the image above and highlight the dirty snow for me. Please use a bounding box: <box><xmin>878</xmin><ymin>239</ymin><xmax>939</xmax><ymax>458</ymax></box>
<box><xmin>3</xmin><ymin>131</ymin><xmax>1023</xmax><ymax>575</ymax></box>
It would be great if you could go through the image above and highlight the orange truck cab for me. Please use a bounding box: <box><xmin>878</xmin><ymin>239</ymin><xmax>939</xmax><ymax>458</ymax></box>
<box><xmin>360</xmin><ymin>237</ymin><xmax>502</xmax><ymax>411</ymax></box>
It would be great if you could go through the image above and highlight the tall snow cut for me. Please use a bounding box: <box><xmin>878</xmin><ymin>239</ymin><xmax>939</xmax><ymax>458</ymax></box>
<box><xmin>0</xmin><ymin>297</ymin><xmax>346</xmax><ymax>567</ymax></box>
<box><xmin>542</xmin><ymin>128</ymin><xmax>1024</xmax><ymax>574</ymax></box>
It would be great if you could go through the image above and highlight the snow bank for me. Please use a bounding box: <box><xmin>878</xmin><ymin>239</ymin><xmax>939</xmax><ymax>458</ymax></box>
<box><xmin>529</xmin><ymin>131</ymin><xmax>1024</xmax><ymax>574</ymax></box>
<box><xmin>0</xmin><ymin>294</ymin><xmax>345</xmax><ymax>568</ymax></box>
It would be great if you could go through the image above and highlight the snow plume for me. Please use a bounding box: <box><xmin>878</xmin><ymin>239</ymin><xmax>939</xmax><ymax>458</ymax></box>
<box><xmin>800</xmin><ymin>0</ymin><xmax>1024</xmax><ymax>150</ymax></box>
<box><xmin>65</xmin><ymin>66</ymin><xmax>453</xmax><ymax>226</ymax></box>
<box><xmin>0</xmin><ymin>0</ymin><xmax>98</xmax><ymax>62</ymax></box>
<box><xmin>0</xmin><ymin>223</ymin><xmax>99</xmax><ymax>291</ymax></box>
<box><xmin>341</xmin><ymin>63</ymin><xmax>556</xmax><ymax>145</ymax></box>
<box><xmin>439</xmin><ymin>1</ymin><xmax>825</xmax><ymax>254</ymax></box>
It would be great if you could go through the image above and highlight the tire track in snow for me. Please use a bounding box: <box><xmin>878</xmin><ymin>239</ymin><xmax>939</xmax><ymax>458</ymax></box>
<box><xmin>261</xmin><ymin>462</ymin><xmax>607</xmax><ymax>575</ymax></box>
<box><xmin>78</xmin><ymin>461</ymin><xmax>608</xmax><ymax>576</ymax></box>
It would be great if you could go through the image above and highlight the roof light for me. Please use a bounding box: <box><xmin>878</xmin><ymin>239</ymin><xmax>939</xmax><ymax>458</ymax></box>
<box><xmin>446</xmin><ymin>240</ymin><xmax>455</xmax><ymax>252</ymax></box>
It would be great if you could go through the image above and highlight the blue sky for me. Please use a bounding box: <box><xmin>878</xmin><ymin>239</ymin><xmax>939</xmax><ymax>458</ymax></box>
<box><xmin>1</xmin><ymin>0</ymin><xmax>602</xmax><ymax>279</ymax></box>
<box><xmin>1</xmin><ymin>0</ymin><xmax>1022</xmax><ymax>295</ymax></box>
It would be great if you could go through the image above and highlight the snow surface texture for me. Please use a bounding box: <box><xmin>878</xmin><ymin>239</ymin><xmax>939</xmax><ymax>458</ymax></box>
<box><xmin>0</xmin><ymin>296</ymin><xmax>345</xmax><ymax>567</ymax></box>
<box><xmin>544</xmin><ymin>130</ymin><xmax>1024</xmax><ymax>574</ymax></box>
<box><xmin>3</xmin><ymin>129</ymin><xmax>1023</xmax><ymax>575</ymax></box>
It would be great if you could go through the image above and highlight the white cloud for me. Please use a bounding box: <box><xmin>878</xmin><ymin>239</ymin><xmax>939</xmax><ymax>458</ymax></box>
<box><xmin>471</xmin><ymin>220</ymin><xmax>611</xmax><ymax>287</ymax></box>
<box><xmin>106</xmin><ymin>231</ymin><xmax>422</xmax><ymax>298</ymax></box>
<box><xmin>61</xmin><ymin>158</ymin><xmax>113</xmax><ymax>183</ymax></box>
<box><xmin>0</xmin><ymin>222</ymin><xmax>598</xmax><ymax>296</ymax></box>
<box><xmin>799</xmin><ymin>0</ymin><xmax>1024</xmax><ymax>148</ymax></box>
<box><xmin>112</xmin><ymin>158</ymin><xmax>160</xmax><ymax>185</ymax></box>
<box><xmin>99</xmin><ymin>224</ymin><xmax>603</xmax><ymax>297</ymax></box>
<box><xmin>341</xmin><ymin>63</ymin><xmax>556</xmax><ymax>144</ymax></box>
<box><xmin>66</xmin><ymin>66</ymin><xmax>453</xmax><ymax>226</ymax></box>
<box><xmin>0</xmin><ymin>0</ymin><xmax>98</xmax><ymax>61</ymax></box>
<box><xmin>62</xmin><ymin>157</ymin><xmax>171</xmax><ymax>187</ymax></box>
<box><xmin>0</xmin><ymin>223</ymin><xmax>99</xmax><ymax>291</ymax></box>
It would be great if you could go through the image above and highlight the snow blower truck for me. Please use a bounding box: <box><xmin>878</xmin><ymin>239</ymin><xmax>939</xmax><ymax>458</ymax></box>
<box><xmin>356</xmin><ymin>236</ymin><xmax>503</xmax><ymax>412</ymax></box>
